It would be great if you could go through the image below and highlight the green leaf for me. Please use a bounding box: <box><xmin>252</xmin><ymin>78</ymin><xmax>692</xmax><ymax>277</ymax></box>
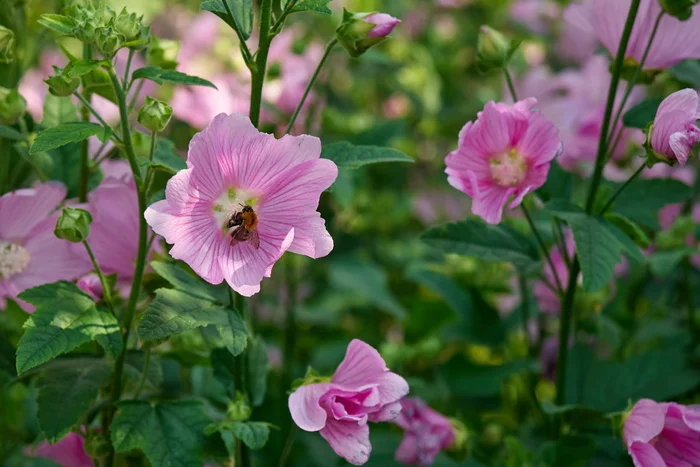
<box><xmin>288</xmin><ymin>0</ymin><xmax>333</xmax><ymax>15</ymax></box>
<box><xmin>30</xmin><ymin>122</ymin><xmax>111</xmax><ymax>154</ymax></box>
<box><xmin>612</xmin><ymin>178</ymin><xmax>692</xmax><ymax>229</ymax></box>
<box><xmin>247</xmin><ymin>336</ymin><xmax>268</xmax><ymax>407</ymax></box>
<box><xmin>622</xmin><ymin>97</ymin><xmax>663</xmax><ymax>129</ymax></box>
<box><xmin>16</xmin><ymin>282</ymin><xmax>122</xmax><ymax>374</ymax></box>
<box><xmin>93</xmin><ymin>307</ymin><xmax>124</xmax><ymax>359</ymax></box>
<box><xmin>123</xmin><ymin>351</ymin><xmax>163</xmax><ymax>393</ymax></box>
<box><xmin>328</xmin><ymin>256</ymin><xmax>406</xmax><ymax>318</ymax></box>
<box><xmin>139</xmin><ymin>138</ymin><xmax>186</xmax><ymax>175</ymax></box>
<box><xmin>0</xmin><ymin>124</ymin><xmax>25</xmax><ymax>141</ymax></box>
<box><xmin>150</xmin><ymin>261</ymin><xmax>229</xmax><ymax>304</ymax></box>
<box><xmin>137</xmin><ymin>288</ymin><xmax>230</xmax><ymax>341</ymax></box>
<box><xmin>321</xmin><ymin>141</ymin><xmax>413</xmax><ymax>170</ymax></box>
<box><xmin>537</xmin><ymin>163</ymin><xmax>573</xmax><ymax>202</ymax></box>
<box><xmin>64</xmin><ymin>59</ymin><xmax>105</xmax><ymax>78</ymax></box>
<box><xmin>217</xmin><ymin>311</ymin><xmax>248</xmax><ymax>357</ymax></box>
<box><xmin>201</xmin><ymin>0</ymin><xmax>254</xmax><ymax>39</ymax></box>
<box><xmin>205</xmin><ymin>421</ymin><xmax>270</xmax><ymax>449</ymax></box>
<box><xmin>605</xmin><ymin>213</ymin><xmax>650</xmax><ymax>249</ymax></box>
<box><xmin>670</xmin><ymin>59</ymin><xmax>700</xmax><ymax>88</ymax></box>
<box><xmin>648</xmin><ymin>248</ymin><xmax>696</xmax><ymax>276</ymax></box>
<box><xmin>421</xmin><ymin>220</ymin><xmax>539</xmax><ymax>270</ymax></box>
<box><xmin>539</xmin><ymin>402</ymin><xmax>607</xmax><ymax>427</ymax></box>
<box><xmin>441</xmin><ymin>357</ymin><xmax>537</xmax><ymax>397</ymax></box>
<box><xmin>37</xmin><ymin>14</ymin><xmax>76</xmax><ymax>35</ymax></box>
<box><xmin>42</xmin><ymin>95</ymin><xmax>78</xmax><ymax>128</ymax></box>
<box><xmin>111</xmin><ymin>400</ymin><xmax>211</xmax><ymax>467</ymax></box>
<box><xmin>132</xmin><ymin>66</ymin><xmax>217</xmax><ymax>88</ymax></box>
<box><xmin>37</xmin><ymin>359</ymin><xmax>112</xmax><ymax>441</ymax></box>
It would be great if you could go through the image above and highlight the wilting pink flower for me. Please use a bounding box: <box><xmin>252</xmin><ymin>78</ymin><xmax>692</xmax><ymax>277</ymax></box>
<box><xmin>564</xmin><ymin>0</ymin><xmax>700</xmax><ymax>70</ymax></box>
<box><xmin>394</xmin><ymin>398</ymin><xmax>455</xmax><ymax>465</ymax></box>
<box><xmin>145</xmin><ymin>113</ymin><xmax>336</xmax><ymax>296</ymax></box>
<box><xmin>0</xmin><ymin>183</ymin><xmax>90</xmax><ymax>312</ymax></box>
<box><xmin>288</xmin><ymin>339</ymin><xmax>409</xmax><ymax>465</ymax></box>
<box><xmin>445</xmin><ymin>98</ymin><xmax>562</xmax><ymax>224</ymax></box>
<box><xmin>31</xmin><ymin>433</ymin><xmax>93</xmax><ymax>467</ymax></box>
<box><xmin>77</xmin><ymin>273</ymin><xmax>103</xmax><ymax>301</ymax></box>
<box><xmin>650</xmin><ymin>89</ymin><xmax>700</xmax><ymax>165</ymax></box>
<box><xmin>534</xmin><ymin>233</ymin><xmax>575</xmax><ymax>313</ymax></box>
<box><xmin>364</xmin><ymin>13</ymin><xmax>401</xmax><ymax>38</ymax></box>
<box><xmin>624</xmin><ymin>399</ymin><xmax>700</xmax><ymax>466</ymax></box>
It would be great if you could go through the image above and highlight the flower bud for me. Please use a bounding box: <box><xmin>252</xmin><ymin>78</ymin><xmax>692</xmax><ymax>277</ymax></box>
<box><xmin>114</xmin><ymin>7</ymin><xmax>142</xmax><ymax>41</ymax></box>
<box><xmin>659</xmin><ymin>0</ymin><xmax>698</xmax><ymax>20</ymax></box>
<box><xmin>125</xmin><ymin>25</ymin><xmax>151</xmax><ymax>51</ymax></box>
<box><xmin>0</xmin><ymin>87</ymin><xmax>26</xmax><ymax>124</ymax></box>
<box><xmin>55</xmin><ymin>207</ymin><xmax>92</xmax><ymax>243</ymax></box>
<box><xmin>147</xmin><ymin>37</ymin><xmax>180</xmax><ymax>69</ymax></box>
<box><xmin>445</xmin><ymin>418</ymin><xmax>470</xmax><ymax>462</ymax></box>
<box><xmin>227</xmin><ymin>392</ymin><xmax>252</xmax><ymax>422</ymax></box>
<box><xmin>94</xmin><ymin>26</ymin><xmax>122</xmax><ymax>58</ymax></box>
<box><xmin>336</xmin><ymin>9</ymin><xmax>401</xmax><ymax>58</ymax></box>
<box><xmin>477</xmin><ymin>25</ymin><xmax>519</xmax><ymax>72</ymax></box>
<box><xmin>138</xmin><ymin>96</ymin><xmax>173</xmax><ymax>132</ymax></box>
<box><xmin>0</xmin><ymin>25</ymin><xmax>15</xmax><ymax>63</ymax></box>
<box><xmin>45</xmin><ymin>72</ymin><xmax>81</xmax><ymax>97</ymax></box>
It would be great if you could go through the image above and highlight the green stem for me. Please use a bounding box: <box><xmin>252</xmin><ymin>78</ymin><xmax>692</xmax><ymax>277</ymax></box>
<box><xmin>285</xmin><ymin>38</ymin><xmax>337</xmax><ymax>134</ymax></box>
<box><xmin>221</xmin><ymin>0</ymin><xmax>253</xmax><ymax>66</ymax></box>
<box><xmin>599</xmin><ymin>163</ymin><xmax>645</xmax><ymax>215</ymax></box>
<box><xmin>521</xmin><ymin>203</ymin><xmax>564</xmax><ymax>295</ymax></box>
<box><xmin>555</xmin><ymin>258</ymin><xmax>580</xmax><ymax>406</ymax></box>
<box><xmin>73</xmin><ymin>92</ymin><xmax>122</xmax><ymax>144</ymax></box>
<box><xmin>504</xmin><ymin>67</ymin><xmax>518</xmax><ymax>102</ymax></box>
<box><xmin>132</xmin><ymin>348</ymin><xmax>151</xmax><ymax>400</ymax></box>
<box><xmin>271</xmin><ymin>0</ymin><xmax>299</xmax><ymax>33</ymax></box>
<box><xmin>79</xmin><ymin>43</ymin><xmax>92</xmax><ymax>202</ymax></box>
<box><xmin>105</xmin><ymin>66</ymin><xmax>150</xmax><ymax>466</ymax></box>
<box><xmin>249</xmin><ymin>0</ymin><xmax>275</xmax><ymax>128</ymax></box>
<box><xmin>229</xmin><ymin>289</ymin><xmax>251</xmax><ymax>467</ymax></box>
<box><xmin>127</xmin><ymin>80</ymin><xmax>145</xmax><ymax>113</ymax></box>
<box><xmin>82</xmin><ymin>240</ymin><xmax>116</xmax><ymax>317</ymax></box>
<box><xmin>277</xmin><ymin>425</ymin><xmax>297</xmax><ymax>467</ymax></box>
<box><xmin>123</xmin><ymin>49</ymin><xmax>134</xmax><ymax>89</ymax></box>
<box><xmin>519</xmin><ymin>274</ymin><xmax>530</xmax><ymax>349</ymax></box>
<box><xmin>584</xmin><ymin>0</ymin><xmax>641</xmax><ymax>213</ymax></box>
<box><xmin>279</xmin><ymin>259</ymin><xmax>298</xmax><ymax>458</ymax></box>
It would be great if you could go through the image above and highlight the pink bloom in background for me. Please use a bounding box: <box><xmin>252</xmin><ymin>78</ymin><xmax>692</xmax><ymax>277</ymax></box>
<box><xmin>445</xmin><ymin>98</ymin><xmax>562</xmax><ymax>224</ymax></box>
<box><xmin>509</xmin><ymin>0</ymin><xmax>560</xmax><ymax>34</ymax></box>
<box><xmin>436</xmin><ymin>0</ymin><xmax>474</xmax><ymax>7</ymax></box>
<box><xmin>564</xmin><ymin>0</ymin><xmax>700</xmax><ymax>70</ymax></box>
<box><xmin>289</xmin><ymin>339</ymin><xmax>409</xmax><ymax>465</ymax></box>
<box><xmin>650</xmin><ymin>89</ymin><xmax>700</xmax><ymax>165</ymax></box>
<box><xmin>412</xmin><ymin>190</ymin><xmax>471</xmax><ymax>226</ymax></box>
<box><xmin>364</xmin><ymin>13</ymin><xmax>401</xmax><ymax>38</ymax></box>
<box><xmin>0</xmin><ymin>183</ymin><xmax>90</xmax><ymax>312</ymax></box>
<box><xmin>624</xmin><ymin>399</ymin><xmax>700</xmax><ymax>466</ymax></box>
<box><xmin>145</xmin><ymin>113</ymin><xmax>337</xmax><ymax>296</ymax></box>
<box><xmin>31</xmin><ymin>433</ymin><xmax>93</xmax><ymax>467</ymax></box>
<box><xmin>394</xmin><ymin>398</ymin><xmax>455</xmax><ymax>465</ymax></box>
<box><xmin>534</xmin><ymin>233</ymin><xmax>575</xmax><ymax>314</ymax></box>
<box><xmin>77</xmin><ymin>273</ymin><xmax>104</xmax><ymax>301</ymax></box>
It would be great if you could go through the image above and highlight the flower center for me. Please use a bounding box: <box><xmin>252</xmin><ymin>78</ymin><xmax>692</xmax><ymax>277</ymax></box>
<box><xmin>212</xmin><ymin>186</ymin><xmax>260</xmax><ymax>231</ymax></box>
<box><xmin>489</xmin><ymin>149</ymin><xmax>528</xmax><ymax>187</ymax></box>
<box><xmin>0</xmin><ymin>241</ymin><xmax>30</xmax><ymax>279</ymax></box>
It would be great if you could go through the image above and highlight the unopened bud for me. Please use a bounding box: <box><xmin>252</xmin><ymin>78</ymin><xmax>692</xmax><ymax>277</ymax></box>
<box><xmin>94</xmin><ymin>27</ymin><xmax>122</xmax><ymax>58</ymax></box>
<box><xmin>0</xmin><ymin>87</ymin><xmax>26</xmax><ymax>124</ymax></box>
<box><xmin>477</xmin><ymin>25</ymin><xmax>520</xmax><ymax>72</ymax></box>
<box><xmin>114</xmin><ymin>8</ymin><xmax>142</xmax><ymax>41</ymax></box>
<box><xmin>0</xmin><ymin>26</ymin><xmax>15</xmax><ymax>63</ymax></box>
<box><xmin>45</xmin><ymin>73</ymin><xmax>80</xmax><ymax>97</ymax></box>
<box><xmin>659</xmin><ymin>0</ymin><xmax>698</xmax><ymax>20</ymax></box>
<box><xmin>227</xmin><ymin>392</ymin><xmax>252</xmax><ymax>422</ymax></box>
<box><xmin>55</xmin><ymin>207</ymin><xmax>92</xmax><ymax>243</ymax></box>
<box><xmin>336</xmin><ymin>9</ymin><xmax>401</xmax><ymax>58</ymax></box>
<box><xmin>138</xmin><ymin>96</ymin><xmax>173</xmax><ymax>132</ymax></box>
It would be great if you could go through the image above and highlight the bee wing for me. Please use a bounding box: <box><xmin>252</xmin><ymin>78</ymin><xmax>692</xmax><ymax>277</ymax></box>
<box><xmin>249</xmin><ymin>229</ymin><xmax>260</xmax><ymax>249</ymax></box>
<box><xmin>230</xmin><ymin>226</ymin><xmax>247</xmax><ymax>246</ymax></box>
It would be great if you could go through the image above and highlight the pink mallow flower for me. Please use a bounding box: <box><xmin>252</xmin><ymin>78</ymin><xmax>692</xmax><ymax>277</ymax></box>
<box><xmin>445</xmin><ymin>98</ymin><xmax>562</xmax><ymax>224</ymax></box>
<box><xmin>145</xmin><ymin>113</ymin><xmax>337</xmax><ymax>296</ymax></box>
<box><xmin>364</xmin><ymin>13</ymin><xmax>401</xmax><ymax>38</ymax></box>
<box><xmin>650</xmin><ymin>89</ymin><xmax>700</xmax><ymax>166</ymax></box>
<box><xmin>31</xmin><ymin>433</ymin><xmax>93</xmax><ymax>467</ymax></box>
<box><xmin>0</xmin><ymin>183</ymin><xmax>90</xmax><ymax>311</ymax></box>
<box><xmin>76</xmin><ymin>273</ymin><xmax>103</xmax><ymax>301</ymax></box>
<box><xmin>564</xmin><ymin>0</ymin><xmax>700</xmax><ymax>70</ymax></box>
<box><xmin>624</xmin><ymin>398</ymin><xmax>700</xmax><ymax>466</ymax></box>
<box><xmin>394</xmin><ymin>398</ymin><xmax>455</xmax><ymax>465</ymax></box>
<box><xmin>288</xmin><ymin>339</ymin><xmax>409</xmax><ymax>465</ymax></box>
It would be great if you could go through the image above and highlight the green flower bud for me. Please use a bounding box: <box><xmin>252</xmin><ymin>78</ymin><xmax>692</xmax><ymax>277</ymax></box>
<box><xmin>336</xmin><ymin>9</ymin><xmax>401</xmax><ymax>58</ymax></box>
<box><xmin>147</xmin><ymin>37</ymin><xmax>180</xmax><ymax>70</ymax></box>
<box><xmin>138</xmin><ymin>96</ymin><xmax>173</xmax><ymax>132</ymax></box>
<box><xmin>0</xmin><ymin>25</ymin><xmax>15</xmax><ymax>63</ymax></box>
<box><xmin>659</xmin><ymin>0</ymin><xmax>698</xmax><ymax>20</ymax></box>
<box><xmin>0</xmin><ymin>87</ymin><xmax>26</xmax><ymax>124</ymax></box>
<box><xmin>445</xmin><ymin>418</ymin><xmax>470</xmax><ymax>462</ymax></box>
<box><xmin>123</xmin><ymin>25</ymin><xmax>151</xmax><ymax>51</ymax></box>
<box><xmin>45</xmin><ymin>73</ymin><xmax>81</xmax><ymax>97</ymax></box>
<box><xmin>94</xmin><ymin>26</ymin><xmax>122</xmax><ymax>59</ymax></box>
<box><xmin>476</xmin><ymin>25</ymin><xmax>520</xmax><ymax>72</ymax></box>
<box><xmin>55</xmin><ymin>207</ymin><xmax>92</xmax><ymax>243</ymax></box>
<box><xmin>227</xmin><ymin>392</ymin><xmax>252</xmax><ymax>422</ymax></box>
<box><xmin>114</xmin><ymin>8</ymin><xmax>142</xmax><ymax>41</ymax></box>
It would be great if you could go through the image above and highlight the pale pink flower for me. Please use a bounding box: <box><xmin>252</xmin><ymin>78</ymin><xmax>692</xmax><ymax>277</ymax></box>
<box><xmin>145</xmin><ymin>113</ymin><xmax>337</xmax><ymax>296</ymax></box>
<box><xmin>564</xmin><ymin>0</ymin><xmax>700</xmax><ymax>70</ymax></box>
<box><xmin>364</xmin><ymin>13</ymin><xmax>401</xmax><ymax>38</ymax></box>
<box><xmin>77</xmin><ymin>273</ymin><xmax>103</xmax><ymax>301</ymax></box>
<box><xmin>31</xmin><ymin>433</ymin><xmax>93</xmax><ymax>467</ymax></box>
<box><xmin>509</xmin><ymin>0</ymin><xmax>560</xmax><ymax>34</ymax></box>
<box><xmin>394</xmin><ymin>398</ymin><xmax>455</xmax><ymax>465</ymax></box>
<box><xmin>18</xmin><ymin>50</ymin><xmax>65</xmax><ymax>120</ymax></box>
<box><xmin>650</xmin><ymin>89</ymin><xmax>700</xmax><ymax>165</ymax></box>
<box><xmin>534</xmin><ymin>233</ymin><xmax>575</xmax><ymax>314</ymax></box>
<box><xmin>288</xmin><ymin>339</ymin><xmax>409</xmax><ymax>465</ymax></box>
<box><xmin>624</xmin><ymin>399</ymin><xmax>700</xmax><ymax>466</ymax></box>
<box><xmin>445</xmin><ymin>98</ymin><xmax>562</xmax><ymax>224</ymax></box>
<box><xmin>0</xmin><ymin>183</ymin><xmax>90</xmax><ymax>312</ymax></box>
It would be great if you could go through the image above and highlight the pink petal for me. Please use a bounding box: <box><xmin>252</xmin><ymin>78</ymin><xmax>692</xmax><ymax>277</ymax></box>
<box><xmin>395</xmin><ymin>433</ymin><xmax>419</xmax><ymax>464</ymax></box>
<box><xmin>629</xmin><ymin>441</ymin><xmax>667</xmax><ymax>467</ymax></box>
<box><xmin>652</xmin><ymin>110</ymin><xmax>689</xmax><ymax>158</ymax></box>
<box><xmin>365</xmin><ymin>13</ymin><xmax>401</xmax><ymax>38</ymax></box>
<box><xmin>657</xmin><ymin>89</ymin><xmax>699</xmax><ymax>123</ymax></box>
<box><xmin>470</xmin><ymin>176</ymin><xmax>516</xmax><ymax>225</ymax></box>
<box><xmin>0</xmin><ymin>182</ymin><xmax>66</xmax><ymax>241</ymax></box>
<box><xmin>516</xmin><ymin>114</ymin><xmax>561</xmax><ymax>164</ymax></box>
<box><xmin>624</xmin><ymin>399</ymin><xmax>667</xmax><ymax>446</ymax></box>
<box><xmin>670</xmin><ymin>127</ymin><xmax>700</xmax><ymax>165</ymax></box>
<box><xmin>319</xmin><ymin>419</ymin><xmax>371</xmax><ymax>466</ymax></box>
<box><xmin>367</xmin><ymin>400</ymin><xmax>402</xmax><ymax>423</ymax></box>
<box><xmin>288</xmin><ymin>382</ymin><xmax>333</xmax><ymax>432</ymax></box>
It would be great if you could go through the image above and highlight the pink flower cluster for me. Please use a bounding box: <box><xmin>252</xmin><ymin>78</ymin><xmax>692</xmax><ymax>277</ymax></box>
<box><xmin>395</xmin><ymin>398</ymin><xmax>455</xmax><ymax>465</ymax></box>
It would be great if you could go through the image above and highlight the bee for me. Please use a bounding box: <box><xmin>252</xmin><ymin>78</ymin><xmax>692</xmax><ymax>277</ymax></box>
<box><xmin>226</xmin><ymin>205</ymin><xmax>260</xmax><ymax>249</ymax></box>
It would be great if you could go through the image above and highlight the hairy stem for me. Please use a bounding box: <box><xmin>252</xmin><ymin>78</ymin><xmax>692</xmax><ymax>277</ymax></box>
<box><xmin>82</xmin><ymin>241</ymin><xmax>115</xmax><ymax>317</ymax></box>
<box><xmin>249</xmin><ymin>0</ymin><xmax>275</xmax><ymax>128</ymax></box>
<box><xmin>504</xmin><ymin>67</ymin><xmax>518</xmax><ymax>102</ymax></box>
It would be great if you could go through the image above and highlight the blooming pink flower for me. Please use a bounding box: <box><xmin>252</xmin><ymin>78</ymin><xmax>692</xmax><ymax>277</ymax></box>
<box><xmin>394</xmin><ymin>398</ymin><xmax>455</xmax><ymax>465</ymax></box>
<box><xmin>624</xmin><ymin>399</ymin><xmax>700</xmax><ymax>466</ymax></box>
<box><xmin>564</xmin><ymin>0</ymin><xmax>700</xmax><ymax>70</ymax></box>
<box><xmin>0</xmin><ymin>183</ymin><xmax>90</xmax><ymax>312</ymax></box>
<box><xmin>145</xmin><ymin>113</ymin><xmax>337</xmax><ymax>296</ymax></box>
<box><xmin>364</xmin><ymin>13</ymin><xmax>401</xmax><ymax>38</ymax></box>
<box><xmin>534</xmin><ymin>233</ymin><xmax>575</xmax><ymax>314</ymax></box>
<box><xmin>31</xmin><ymin>433</ymin><xmax>93</xmax><ymax>467</ymax></box>
<box><xmin>650</xmin><ymin>89</ymin><xmax>700</xmax><ymax>166</ymax></box>
<box><xmin>445</xmin><ymin>98</ymin><xmax>562</xmax><ymax>224</ymax></box>
<box><xmin>289</xmin><ymin>339</ymin><xmax>409</xmax><ymax>465</ymax></box>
